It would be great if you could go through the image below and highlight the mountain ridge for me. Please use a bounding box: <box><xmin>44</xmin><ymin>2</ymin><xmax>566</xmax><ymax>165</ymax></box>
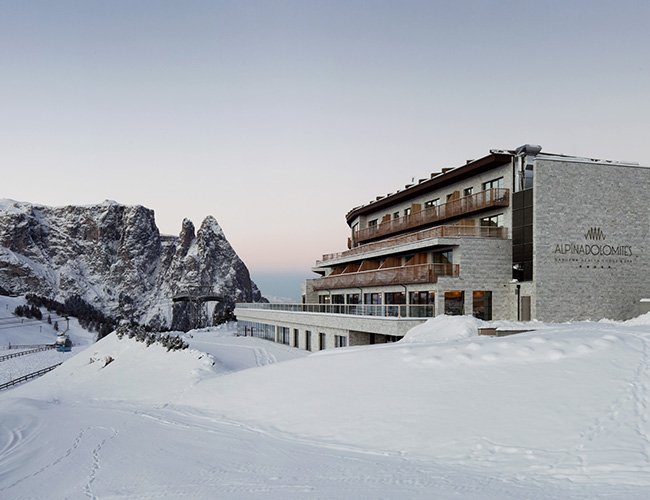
<box><xmin>0</xmin><ymin>199</ymin><xmax>263</xmax><ymax>330</ymax></box>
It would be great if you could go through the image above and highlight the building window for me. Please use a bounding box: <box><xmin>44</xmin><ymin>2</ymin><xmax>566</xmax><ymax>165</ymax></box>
<box><xmin>319</xmin><ymin>332</ymin><xmax>326</xmax><ymax>350</ymax></box>
<box><xmin>335</xmin><ymin>335</ymin><xmax>348</xmax><ymax>348</ymax></box>
<box><xmin>424</xmin><ymin>199</ymin><xmax>439</xmax><ymax>209</ymax></box>
<box><xmin>433</xmin><ymin>250</ymin><xmax>452</xmax><ymax>265</ymax></box>
<box><xmin>385</xmin><ymin>291</ymin><xmax>405</xmax><ymax>317</ymax></box>
<box><xmin>368</xmin><ymin>219</ymin><xmax>378</xmax><ymax>227</ymax></box>
<box><xmin>393</xmin><ymin>212</ymin><xmax>400</xmax><ymax>219</ymax></box>
<box><xmin>294</xmin><ymin>328</ymin><xmax>299</xmax><ymax>347</ymax></box>
<box><xmin>364</xmin><ymin>292</ymin><xmax>382</xmax><ymax>316</ymax></box>
<box><xmin>480</xmin><ymin>214</ymin><xmax>502</xmax><ymax>226</ymax></box>
<box><xmin>364</xmin><ymin>292</ymin><xmax>382</xmax><ymax>305</ymax></box>
<box><xmin>346</xmin><ymin>293</ymin><xmax>360</xmax><ymax>314</ymax></box>
<box><xmin>463</xmin><ymin>187</ymin><xmax>474</xmax><ymax>197</ymax></box>
<box><xmin>305</xmin><ymin>330</ymin><xmax>312</xmax><ymax>351</ymax></box>
<box><xmin>278</xmin><ymin>326</ymin><xmax>290</xmax><ymax>345</ymax></box>
<box><xmin>480</xmin><ymin>214</ymin><xmax>504</xmax><ymax>236</ymax></box>
<box><xmin>404</xmin><ymin>208</ymin><xmax>411</xmax><ymax>216</ymax></box>
<box><xmin>409</xmin><ymin>291</ymin><xmax>435</xmax><ymax>317</ymax></box>
<box><xmin>473</xmin><ymin>291</ymin><xmax>492</xmax><ymax>320</ymax></box>
<box><xmin>444</xmin><ymin>291</ymin><xmax>464</xmax><ymax>315</ymax></box>
<box><xmin>346</xmin><ymin>293</ymin><xmax>360</xmax><ymax>304</ymax></box>
<box><xmin>482</xmin><ymin>177</ymin><xmax>503</xmax><ymax>190</ymax></box>
<box><xmin>332</xmin><ymin>294</ymin><xmax>344</xmax><ymax>313</ymax></box>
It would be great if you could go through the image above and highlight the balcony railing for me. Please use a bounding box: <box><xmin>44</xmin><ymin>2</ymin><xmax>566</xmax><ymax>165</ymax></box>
<box><xmin>309</xmin><ymin>263</ymin><xmax>458</xmax><ymax>291</ymax></box>
<box><xmin>355</xmin><ymin>188</ymin><xmax>509</xmax><ymax>244</ymax></box>
<box><xmin>319</xmin><ymin>224</ymin><xmax>508</xmax><ymax>263</ymax></box>
<box><xmin>236</xmin><ymin>302</ymin><xmax>436</xmax><ymax>319</ymax></box>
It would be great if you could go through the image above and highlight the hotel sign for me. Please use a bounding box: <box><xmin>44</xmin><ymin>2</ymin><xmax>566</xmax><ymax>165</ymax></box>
<box><xmin>553</xmin><ymin>227</ymin><xmax>634</xmax><ymax>265</ymax></box>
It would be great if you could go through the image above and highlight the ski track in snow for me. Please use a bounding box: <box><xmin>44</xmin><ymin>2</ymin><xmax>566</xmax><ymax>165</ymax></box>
<box><xmin>3</xmin><ymin>320</ymin><xmax>650</xmax><ymax>498</ymax></box>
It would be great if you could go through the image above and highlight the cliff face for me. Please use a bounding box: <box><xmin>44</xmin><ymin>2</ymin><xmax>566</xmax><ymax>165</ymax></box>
<box><xmin>0</xmin><ymin>199</ymin><xmax>263</xmax><ymax>329</ymax></box>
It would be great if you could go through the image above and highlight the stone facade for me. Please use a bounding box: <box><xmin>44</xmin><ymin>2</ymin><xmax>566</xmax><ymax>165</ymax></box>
<box><xmin>533</xmin><ymin>157</ymin><xmax>650</xmax><ymax>321</ymax></box>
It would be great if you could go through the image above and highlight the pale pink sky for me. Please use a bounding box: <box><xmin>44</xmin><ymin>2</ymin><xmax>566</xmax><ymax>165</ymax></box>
<box><xmin>2</xmin><ymin>1</ymin><xmax>649</xmax><ymax>298</ymax></box>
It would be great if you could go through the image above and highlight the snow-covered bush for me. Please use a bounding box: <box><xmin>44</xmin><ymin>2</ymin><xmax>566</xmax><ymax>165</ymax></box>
<box><xmin>115</xmin><ymin>325</ymin><xmax>188</xmax><ymax>351</ymax></box>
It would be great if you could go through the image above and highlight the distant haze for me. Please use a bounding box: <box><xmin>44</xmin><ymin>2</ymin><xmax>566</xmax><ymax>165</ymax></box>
<box><xmin>252</xmin><ymin>270</ymin><xmax>315</xmax><ymax>303</ymax></box>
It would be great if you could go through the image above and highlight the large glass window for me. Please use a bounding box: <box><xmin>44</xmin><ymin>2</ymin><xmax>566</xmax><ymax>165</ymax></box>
<box><xmin>278</xmin><ymin>326</ymin><xmax>290</xmax><ymax>345</ymax></box>
<box><xmin>364</xmin><ymin>292</ymin><xmax>382</xmax><ymax>304</ymax></box>
<box><xmin>364</xmin><ymin>292</ymin><xmax>382</xmax><ymax>316</ymax></box>
<box><xmin>444</xmin><ymin>291</ymin><xmax>464</xmax><ymax>315</ymax></box>
<box><xmin>409</xmin><ymin>291</ymin><xmax>435</xmax><ymax>317</ymax></box>
<box><xmin>480</xmin><ymin>214</ymin><xmax>504</xmax><ymax>237</ymax></box>
<box><xmin>482</xmin><ymin>177</ymin><xmax>504</xmax><ymax>190</ymax></box>
<box><xmin>237</xmin><ymin>321</ymin><xmax>275</xmax><ymax>341</ymax></box>
<box><xmin>332</xmin><ymin>294</ymin><xmax>344</xmax><ymax>313</ymax></box>
<box><xmin>335</xmin><ymin>335</ymin><xmax>348</xmax><ymax>348</ymax></box>
<box><xmin>480</xmin><ymin>214</ymin><xmax>503</xmax><ymax>227</ymax></box>
<box><xmin>346</xmin><ymin>293</ymin><xmax>360</xmax><ymax>304</ymax></box>
<box><xmin>473</xmin><ymin>291</ymin><xmax>492</xmax><ymax>320</ymax></box>
<box><xmin>433</xmin><ymin>250</ymin><xmax>453</xmax><ymax>265</ymax></box>
<box><xmin>385</xmin><ymin>292</ymin><xmax>406</xmax><ymax>317</ymax></box>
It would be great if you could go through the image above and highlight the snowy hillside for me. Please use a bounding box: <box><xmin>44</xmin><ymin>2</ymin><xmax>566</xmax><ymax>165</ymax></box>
<box><xmin>1</xmin><ymin>316</ymin><xmax>650</xmax><ymax>498</ymax></box>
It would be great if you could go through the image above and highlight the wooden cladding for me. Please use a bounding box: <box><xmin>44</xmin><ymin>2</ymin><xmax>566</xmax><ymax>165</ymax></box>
<box><xmin>310</xmin><ymin>263</ymin><xmax>459</xmax><ymax>291</ymax></box>
<box><xmin>355</xmin><ymin>188</ymin><xmax>509</xmax><ymax>244</ymax></box>
<box><xmin>321</xmin><ymin>224</ymin><xmax>508</xmax><ymax>263</ymax></box>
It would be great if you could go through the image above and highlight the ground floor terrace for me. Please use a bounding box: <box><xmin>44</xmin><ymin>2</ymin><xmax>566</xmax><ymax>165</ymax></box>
<box><xmin>235</xmin><ymin>289</ymin><xmax>497</xmax><ymax>351</ymax></box>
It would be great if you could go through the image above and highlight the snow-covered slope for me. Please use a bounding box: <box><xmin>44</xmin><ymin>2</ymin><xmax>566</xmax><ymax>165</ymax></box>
<box><xmin>0</xmin><ymin>199</ymin><xmax>264</xmax><ymax>329</ymax></box>
<box><xmin>1</xmin><ymin>317</ymin><xmax>650</xmax><ymax>499</ymax></box>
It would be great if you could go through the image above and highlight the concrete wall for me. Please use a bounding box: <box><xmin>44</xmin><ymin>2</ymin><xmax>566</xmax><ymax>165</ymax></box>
<box><xmin>533</xmin><ymin>157</ymin><xmax>650</xmax><ymax>321</ymax></box>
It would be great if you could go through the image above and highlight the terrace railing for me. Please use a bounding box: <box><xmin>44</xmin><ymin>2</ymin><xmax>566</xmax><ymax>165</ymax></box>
<box><xmin>236</xmin><ymin>303</ymin><xmax>436</xmax><ymax>319</ymax></box>
<box><xmin>354</xmin><ymin>188</ymin><xmax>509</xmax><ymax>244</ymax></box>
<box><xmin>319</xmin><ymin>224</ymin><xmax>508</xmax><ymax>263</ymax></box>
<box><xmin>309</xmin><ymin>263</ymin><xmax>458</xmax><ymax>291</ymax></box>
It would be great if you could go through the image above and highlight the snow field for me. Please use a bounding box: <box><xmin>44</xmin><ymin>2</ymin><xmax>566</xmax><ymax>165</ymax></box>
<box><xmin>2</xmin><ymin>315</ymin><xmax>650</xmax><ymax>498</ymax></box>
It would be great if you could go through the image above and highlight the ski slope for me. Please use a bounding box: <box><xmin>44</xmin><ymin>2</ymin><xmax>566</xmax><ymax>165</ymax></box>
<box><xmin>1</xmin><ymin>315</ymin><xmax>650</xmax><ymax>499</ymax></box>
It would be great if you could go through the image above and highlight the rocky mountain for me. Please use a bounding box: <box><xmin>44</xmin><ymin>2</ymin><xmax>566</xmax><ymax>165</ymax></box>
<box><xmin>0</xmin><ymin>199</ymin><xmax>264</xmax><ymax>330</ymax></box>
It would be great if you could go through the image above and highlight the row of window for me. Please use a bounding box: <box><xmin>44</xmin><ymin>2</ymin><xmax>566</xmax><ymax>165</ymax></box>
<box><xmin>317</xmin><ymin>290</ymin><xmax>493</xmax><ymax>320</ymax></box>
<box><xmin>367</xmin><ymin>177</ymin><xmax>504</xmax><ymax>227</ymax></box>
<box><xmin>237</xmin><ymin>321</ymin><xmax>349</xmax><ymax>352</ymax></box>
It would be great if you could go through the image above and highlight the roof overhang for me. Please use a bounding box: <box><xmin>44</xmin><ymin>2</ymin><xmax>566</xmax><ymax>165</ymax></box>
<box><xmin>345</xmin><ymin>151</ymin><xmax>513</xmax><ymax>226</ymax></box>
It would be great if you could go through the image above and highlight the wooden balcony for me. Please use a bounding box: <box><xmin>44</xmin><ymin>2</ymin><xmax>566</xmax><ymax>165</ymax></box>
<box><xmin>309</xmin><ymin>263</ymin><xmax>459</xmax><ymax>291</ymax></box>
<box><xmin>354</xmin><ymin>188</ymin><xmax>509</xmax><ymax>244</ymax></box>
<box><xmin>319</xmin><ymin>224</ymin><xmax>508</xmax><ymax>264</ymax></box>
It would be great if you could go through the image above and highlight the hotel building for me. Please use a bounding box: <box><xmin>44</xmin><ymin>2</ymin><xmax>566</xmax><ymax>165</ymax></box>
<box><xmin>236</xmin><ymin>145</ymin><xmax>650</xmax><ymax>350</ymax></box>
